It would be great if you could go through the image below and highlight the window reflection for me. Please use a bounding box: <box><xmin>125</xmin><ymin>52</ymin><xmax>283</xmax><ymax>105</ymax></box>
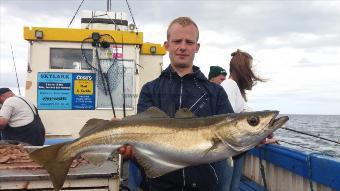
<box><xmin>50</xmin><ymin>48</ymin><xmax>92</xmax><ymax>70</ymax></box>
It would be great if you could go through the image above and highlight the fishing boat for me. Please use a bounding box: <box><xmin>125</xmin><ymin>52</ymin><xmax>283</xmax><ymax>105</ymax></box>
<box><xmin>0</xmin><ymin>1</ymin><xmax>339</xmax><ymax>191</ymax></box>
<box><xmin>0</xmin><ymin>2</ymin><xmax>165</xmax><ymax>190</ymax></box>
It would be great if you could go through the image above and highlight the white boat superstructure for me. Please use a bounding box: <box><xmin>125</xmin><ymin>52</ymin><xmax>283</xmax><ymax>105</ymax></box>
<box><xmin>24</xmin><ymin>10</ymin><xmax>165</xmax><ymax>138</ymax></box>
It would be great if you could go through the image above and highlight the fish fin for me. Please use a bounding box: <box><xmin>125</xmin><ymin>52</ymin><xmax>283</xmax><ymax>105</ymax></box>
<box><xmin>215</xmin><ymin>132</ymin><xmax>232</xmax><ymax>147</ymax></box>
<box><xmin>225</xmin><ymin>142</ymin><xmax>256</xmax><ymax>152</ymax></box>
<box><xmin>81</xmin><ymin>152</ymin><xmax>111</xmax><ymax>166</ymax></box>
<box><xmin>29</xmin><ymin>142</ymin><xmax>74</xmax><ymax>191</ymax></box>
<box><xmin>175</xmin><ymin>108</ymin><xmax>196</xmax><ymax>118</ymax></box>
<box><xmin>134</xmin><ymin>149</ymin><xmax>186</xmax><ymax>178</ymax></box>
<box><xmin>203</xmin><ymin>137</ymin><xmax>222</xmax><ymax>156</ymax></box>
<box><xmin>79</xmin><ymin>118</ymin><xmax>111</xmax><ymax>137</ymax></box>
<box><xmin>214</xmin><ymin>132</ymin><xmax>253</xmax><ymax>152</ymax></box>
<box><xmin>123</xmin><ymin>107</ymin><xmax>170</xmax><ymax>121</ymax></box>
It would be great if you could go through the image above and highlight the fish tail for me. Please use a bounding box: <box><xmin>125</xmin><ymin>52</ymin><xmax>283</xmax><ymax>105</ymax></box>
<box><xmin>29</xmin><ymin>142</ymin><xmax>74</xmax><ymax>191</ymax></box>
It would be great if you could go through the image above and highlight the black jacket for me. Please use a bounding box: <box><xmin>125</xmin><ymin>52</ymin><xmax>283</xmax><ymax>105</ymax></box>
<box><xmin>137</xmin><ymin>65</ymin><xmax>234</xmax><ymax>190</ymax></box>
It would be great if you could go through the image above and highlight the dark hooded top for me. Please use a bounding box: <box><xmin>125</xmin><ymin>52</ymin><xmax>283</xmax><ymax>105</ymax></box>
<box><xmin>136</xmin><ymin>65</ymin><xmax>234</xmax><ymax>190</ymax></box>
<box><xmin>138</xmin><ymin>65</ymin><xmax>233</xmax><ymax>117</ymax></box>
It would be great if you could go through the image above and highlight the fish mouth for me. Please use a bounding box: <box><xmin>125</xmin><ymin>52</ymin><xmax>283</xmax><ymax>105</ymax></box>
<box><xmin>269</xmin><ymin>113</ymin><xmax>289</xmax><ymax>128</ymax></box>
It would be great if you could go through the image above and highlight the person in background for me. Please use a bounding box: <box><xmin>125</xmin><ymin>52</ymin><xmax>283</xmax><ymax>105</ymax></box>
<box><xmin>222</xmin><ymin>49</ymin><xmax>266</xmax><ymax>112</ymax></box>
<box><xmin>208</xmin><ymin>65</ymin><xmax>228</xmax><ymax>85</ymax></box>
<box><xmin>0</xmin><ymin>88</ymin><xmax>45</xmax><ymax>146</ymax></box>
<box><xmin>221</xmin><ymin>49</ymin><xmax>266</xmax><ymax>191</ymax></box>
<box><xmin>119</xmin><ymin>17</ymin><xmax>234</xmax><ymax>191</ymax></box>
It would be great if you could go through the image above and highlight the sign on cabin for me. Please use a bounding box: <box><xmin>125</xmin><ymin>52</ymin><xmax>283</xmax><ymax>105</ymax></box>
<box><xmin>37</xmin><ymin>72</ymin><xmax>96</xmax><ymax>110</ymax></box>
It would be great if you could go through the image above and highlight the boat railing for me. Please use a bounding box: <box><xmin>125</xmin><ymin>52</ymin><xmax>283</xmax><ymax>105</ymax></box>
<box><xmin>244</xmin><ymin>144</ymin><xmax>340</xmax><ymax>191</ymax></box>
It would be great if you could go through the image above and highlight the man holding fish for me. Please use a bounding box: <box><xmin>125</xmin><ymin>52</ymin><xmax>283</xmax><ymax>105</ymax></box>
<box><xmin>29</xmin><ymin>16</ymin><xmax>288</xmax><ymax>191</ymax></box>
<box><xmin>120</xmin><ymin>17</ymin><xmax>234</xmax><ymax>191</ymax></box>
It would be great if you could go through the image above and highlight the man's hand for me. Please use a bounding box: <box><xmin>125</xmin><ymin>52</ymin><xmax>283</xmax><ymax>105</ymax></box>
<box><xmin>0</xmin><ymin>117</ymin><xmax>9</xmax><ymax>129</ymax></box>
<box><xmin>256</xmin><ymin>133</ymin><xmax>279</xmax><ymax>147</ymax></box>
<box><xmin>111</xmin><ymin>118</ymin><xmax>134</xmax><ymax>159</ymax></box>
<box><xmin>118</xmin><ymin>144</ymin><xmax>135</xmax><ymax>159</ymax></box>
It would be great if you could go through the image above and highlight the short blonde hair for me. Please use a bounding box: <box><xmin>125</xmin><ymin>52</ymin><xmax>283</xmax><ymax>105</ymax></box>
<box><xmin>167</xmin><ymin>17</ymin><xmax>199</xmax><ymax>40</ymax></box>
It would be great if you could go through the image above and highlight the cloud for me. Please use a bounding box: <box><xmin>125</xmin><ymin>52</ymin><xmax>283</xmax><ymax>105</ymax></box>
<box><xmin>261</xmin><ymin>33</ymin><xmax>340</xmax><ymax>50</ymax></box>
<box><xmin>1</xmin><ymin>0</ymin><xmax>340</xmax><ymax>115</ymax></box>
<box><xmin>0</xmin><ymin>71</ymin><xmax>26</xmax><ymax>89</ymax></box>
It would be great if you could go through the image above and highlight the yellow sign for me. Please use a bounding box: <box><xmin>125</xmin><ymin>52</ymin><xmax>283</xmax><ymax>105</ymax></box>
<box><xmin>74</xmin><ymin>80</ymin><xmax>93</xmax><ymax>95</ymax></box>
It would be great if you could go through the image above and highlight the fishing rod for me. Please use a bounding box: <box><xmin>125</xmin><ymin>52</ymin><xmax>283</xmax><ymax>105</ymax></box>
<box><xmin>278</xmin><ymin>139</ymin><xmax>336</xmax><ymax>158</ymax></box>
<box><xmin>10</xmin><ymin>44</ymin><xmax>21</xmax><ymax>95</ymax></box>
<box><xmin>278</xmin><ymin>140</ymin><xmax>321</xmax><ymax>153</ymax></box>
<box><xmin>94</xmin><ymin>47</ymin><xmax>116</xmax><ymax>117</ymax></box>
<box><xmin>282</xmin><ymin>127</ymin><xmax>340</xmax><ymax>145</ymax></box>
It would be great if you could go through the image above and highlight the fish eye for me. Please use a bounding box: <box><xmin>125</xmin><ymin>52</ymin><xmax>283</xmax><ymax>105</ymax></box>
<box><xmin>247</xmin><ymin>116</ymin><xmax>260</xmax><ymax>126</ymax></box>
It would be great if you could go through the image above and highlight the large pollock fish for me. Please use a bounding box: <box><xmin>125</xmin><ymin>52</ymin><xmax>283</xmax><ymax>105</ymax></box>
<box><xmin>29</xmin><ymin>107</ymin><xmax>288</xmax><ymax>190</ymax></box>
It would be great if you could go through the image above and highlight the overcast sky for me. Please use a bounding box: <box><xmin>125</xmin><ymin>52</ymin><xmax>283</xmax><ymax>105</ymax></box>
<box><xmin>1</xmin><ymin>0</ymin><xmax>340</xmax><ymax>115</ymax></box>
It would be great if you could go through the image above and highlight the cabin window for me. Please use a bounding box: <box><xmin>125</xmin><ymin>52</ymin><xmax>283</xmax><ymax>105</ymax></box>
<box><xmin>50</xmin><ymin>48</ymin><xmax>92</xmax><ymax>70</ymax></box>
<box><xmin>96</xmin><ymin>60</ymin><xmax>136</xmax><ymax>109</ymax></box>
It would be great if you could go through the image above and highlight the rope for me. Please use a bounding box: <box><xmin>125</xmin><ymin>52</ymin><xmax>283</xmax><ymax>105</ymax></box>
<box><xmin>125</xmin><ymin>0</ymin><xmax>138</xmax><ymax>31</ymax></box>
<box><xmin>258</xmin><ymin>148</ymin><xmax>268</xmax><ymax>191</ymax></box>
<box><xmin>306</xmin><ymin>153</ymin><xmax>316</xmax><ymax>191</ymax></box>
<box><xmin>68</xmin><ymin>0</ymin><xmax>85</xmax><ymax>28</ymax></box>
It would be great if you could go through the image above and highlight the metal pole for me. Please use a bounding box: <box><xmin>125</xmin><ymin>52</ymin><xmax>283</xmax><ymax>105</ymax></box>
<box><xmin>107</xmin><ymin>0</ymin><xmax>111</xmax><ymax>11</ymax></box>
<box><xmin>122</xmin><ymin>65</ymin><xmax>126</xmax><ymax>117</ymax></box>
<box><xmin>121</xmin><ymin>36</ymin><xmax>126</xmax><ymax>118</ymax></box>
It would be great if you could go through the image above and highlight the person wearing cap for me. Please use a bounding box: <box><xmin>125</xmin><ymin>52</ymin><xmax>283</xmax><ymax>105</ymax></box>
<box><xmin>208</xmin><ymin>66</ymin><xmax>227</xmax><ymax>85</ymax></box>
<box><xmin>0</xmin><ymin>88</ymin><xmax>45</xmax><ymax>146</ymax></box>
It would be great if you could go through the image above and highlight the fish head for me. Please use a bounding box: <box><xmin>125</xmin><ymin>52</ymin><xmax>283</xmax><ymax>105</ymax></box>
<box><xmin>218</xmin><ymin>111</ymin><xmax>289</xmax><ymax>150</ymax></box>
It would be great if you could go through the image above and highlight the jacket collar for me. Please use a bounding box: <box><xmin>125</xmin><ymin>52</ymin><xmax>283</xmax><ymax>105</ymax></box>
<box><xmin>160</xmin><ymin>65</ymin><xmax>208</xmax><ymax>81</ymax></box>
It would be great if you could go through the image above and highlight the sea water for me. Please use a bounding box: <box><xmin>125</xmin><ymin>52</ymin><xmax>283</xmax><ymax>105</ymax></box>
<box><xmin>275</xmin><ymin>114</ymin><xmax>340</xmax><ymax>158</ymax></box>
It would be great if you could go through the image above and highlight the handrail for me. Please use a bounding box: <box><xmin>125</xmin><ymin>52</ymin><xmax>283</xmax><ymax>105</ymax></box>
<box><xmin>248</xmin><ymin>144</ymin><xmax>340</xmax><ymax>190</ymax></box>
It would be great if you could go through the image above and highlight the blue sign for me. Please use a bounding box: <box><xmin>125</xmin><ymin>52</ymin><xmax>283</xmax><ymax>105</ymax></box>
<box><xmin>72</xmin><ymin>73</ymin><xmax>96</xmax><ymax>110</ymax></box>
<box><xmin>37</xmin><ymin>72</ymin><xmax>95</xmax><ymax>110</ymax></box>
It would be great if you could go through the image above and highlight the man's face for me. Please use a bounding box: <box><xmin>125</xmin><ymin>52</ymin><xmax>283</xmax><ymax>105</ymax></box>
<box><xmin>210</xmin><ymin>75</ymin><xmax>226</xmax><ymax>85</ymax></box>
<box><xmin>164</xmin><ymin>23</ymin><xmax>200</xmax><ymax>68</ymax></box>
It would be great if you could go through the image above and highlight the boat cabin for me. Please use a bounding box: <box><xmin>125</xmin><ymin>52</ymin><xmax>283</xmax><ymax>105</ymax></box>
<box><xmin>23</xmin><ymin>10</ymin><xmax>165</xmax><ymax>138</ymax></box>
